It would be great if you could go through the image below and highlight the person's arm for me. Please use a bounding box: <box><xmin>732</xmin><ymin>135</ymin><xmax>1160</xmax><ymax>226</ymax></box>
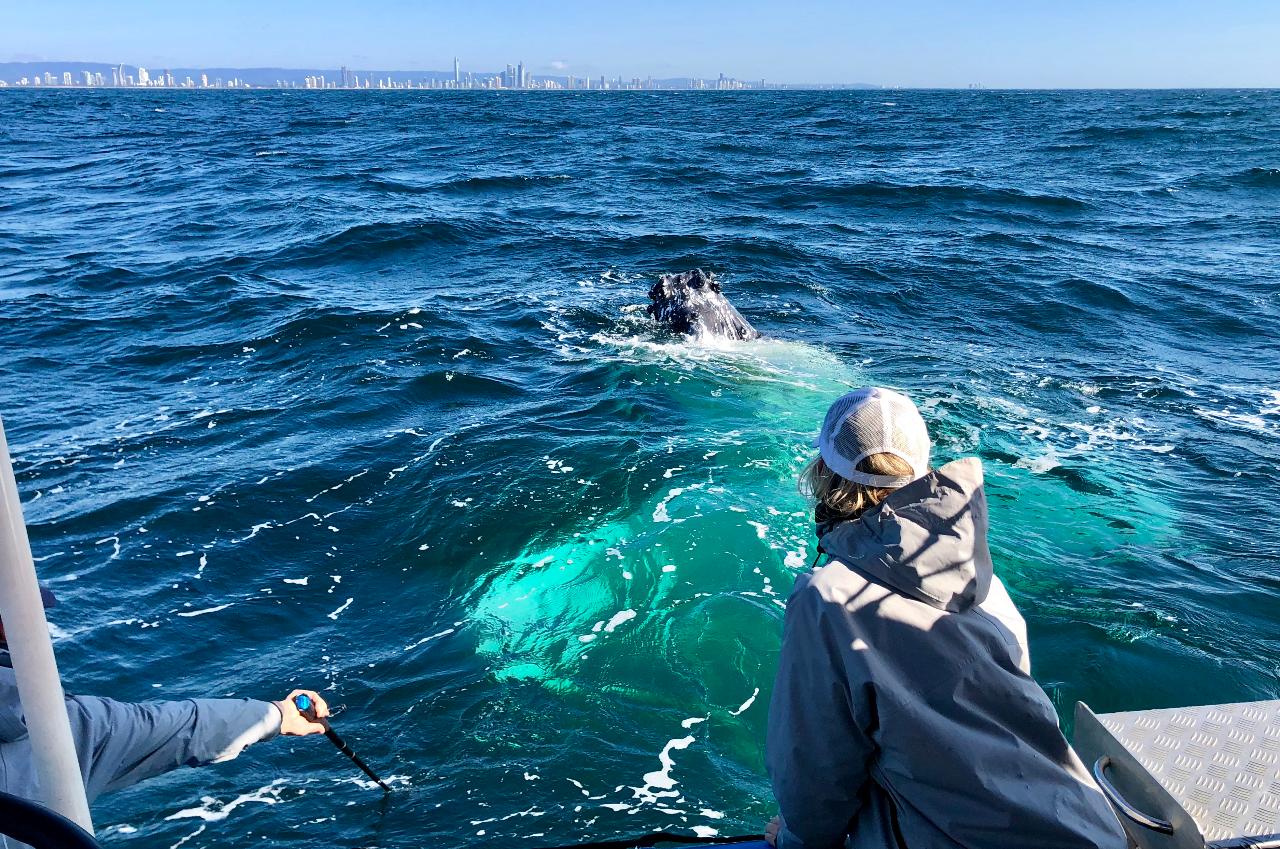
<box><xmin>766</xmin><ymin>577</ymin><xmax>875</xmax><ymax>849</ymax></box>
<box><xmin>66</xmin><ymin>688</ymin><xmax>329</xmax><ymax>800</ymax></box>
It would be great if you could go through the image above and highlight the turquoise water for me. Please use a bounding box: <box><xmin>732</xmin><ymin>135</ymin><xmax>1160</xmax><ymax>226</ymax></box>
<box><xmin>1</xmin><ymin>88</ymin><xmax>1278</xmax><ymax>847</ymax></box>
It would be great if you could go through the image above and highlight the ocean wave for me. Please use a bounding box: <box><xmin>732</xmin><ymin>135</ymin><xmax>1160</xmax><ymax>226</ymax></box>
<box><xmin>433</xmin><ymin>173</ymin><xmax>573</xmax><ymax>193</ymax></box>
<box><xmin>735</xmin><ymin>179</ymin><xmax>1090</xmax><ymax>212</ymax></box>
<box><xmin>1068</xmin><ymin>124</ymin><xmax>1187</xmax><ymax>141</ymax></box>
<box><xmin>1179</xmin><ymin>166</ymin><xmax>1280</xmax><ymax>190</ymax></box>
<box><xmin>256</xmin><ymin>217</ymin><xmax>495</xmax><ymax>267</ymax></box>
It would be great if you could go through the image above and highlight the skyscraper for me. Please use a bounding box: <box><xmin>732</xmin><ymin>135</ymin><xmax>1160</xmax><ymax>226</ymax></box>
<box><xmin>453</xmin><ymin>57</ymin><xmax>460</xmax><ymax>86</ymax></box>
<box><xmin>517</xmin><ymin>61</ymin><xmax>525</xmax><ymax>89</ymax></box>
<box><xmin>137</xmin><ymin>67</ymin><xmax>150</xmax><ymax>86</ymax></box>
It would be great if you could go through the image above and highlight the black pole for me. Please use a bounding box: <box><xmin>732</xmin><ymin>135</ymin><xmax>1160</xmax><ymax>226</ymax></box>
<box><xmin>294</xmin><ymin>694</ymin><xmax>392</xmax><ymax>792</ymax></box>
<box><xmin>321</xmin><ymin>724</ymin><xmax>392</xmax><ymax>792</ymax></box>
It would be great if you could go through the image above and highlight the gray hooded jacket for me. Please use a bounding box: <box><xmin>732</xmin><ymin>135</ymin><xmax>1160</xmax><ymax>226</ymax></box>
<box><xmin>767</xmin><ymin>458</ymin><xmax>1125</xmax><ymax>849</ymax></box>
<box><xmin>0</xmin><ymin>658</ymin><xmax>280</xmax><ymax>844</ymax></box>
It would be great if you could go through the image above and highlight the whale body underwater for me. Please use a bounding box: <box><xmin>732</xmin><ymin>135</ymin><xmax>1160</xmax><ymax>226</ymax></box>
<box><xmin>646</xmin><ymin>269</ymin><xmax>761</xmax><ymax>341</ymax></box>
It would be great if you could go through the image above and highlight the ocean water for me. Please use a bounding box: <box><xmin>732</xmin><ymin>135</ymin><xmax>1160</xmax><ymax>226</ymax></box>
<box><xmin>1</xmin><ymin>88</ymin><xmax>1278</xmax><ymax>847</ymax></box>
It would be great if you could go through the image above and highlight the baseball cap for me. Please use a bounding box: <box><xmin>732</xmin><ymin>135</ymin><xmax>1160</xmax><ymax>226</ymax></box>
<box><xmin>814</xmin><ymin>387</ymin><xmax>932</xmax><ymax>488</ymax></box>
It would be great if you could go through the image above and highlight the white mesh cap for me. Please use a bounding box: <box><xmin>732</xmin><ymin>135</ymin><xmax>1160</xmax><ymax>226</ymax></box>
<box><xmin>814</xmin><ymin>387</ymin><xmax>932</xmax><ymax>488</ymax></box>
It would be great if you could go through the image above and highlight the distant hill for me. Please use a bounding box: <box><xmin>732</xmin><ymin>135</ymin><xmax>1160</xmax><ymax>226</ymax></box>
<box><xmin>0</xmin><ymin>61</ymin><xmax>880</xmax><ymax>90</ymax></box>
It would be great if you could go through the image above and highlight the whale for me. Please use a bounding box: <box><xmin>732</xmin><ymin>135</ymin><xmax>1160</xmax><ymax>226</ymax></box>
<box><xmin>646</xmin><ymin>269</ymin><xmax>761</xmax><ymax>341</ymax></box>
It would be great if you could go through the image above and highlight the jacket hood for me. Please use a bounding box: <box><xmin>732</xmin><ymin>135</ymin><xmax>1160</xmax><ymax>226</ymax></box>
<box><xmin>818</xmin><ymin>457</ymin><xmax>993</xmax><ymax>612</ymax></box>
<box><xmin>0</xmin><ymin>663</ymin><xmax>30</xmax><ymax>743</ymax></box>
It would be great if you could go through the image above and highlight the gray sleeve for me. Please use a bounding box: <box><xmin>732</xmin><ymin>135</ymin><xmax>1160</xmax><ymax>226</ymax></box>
<box><xmin>766</xmin><ymin>577</ymin><xmax>875</xmax><ymax>849</ymax></box>
<box><xmin>65</xmin><ymin>695</ymin><xmax>281</xmax><ymax>800</ymax></box>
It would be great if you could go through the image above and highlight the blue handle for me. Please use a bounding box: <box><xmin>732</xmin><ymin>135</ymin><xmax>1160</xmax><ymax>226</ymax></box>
<box><xmin>293</xmin><ymin>694</ymin><xmax>315</xmax><ymax>718</ymax></box>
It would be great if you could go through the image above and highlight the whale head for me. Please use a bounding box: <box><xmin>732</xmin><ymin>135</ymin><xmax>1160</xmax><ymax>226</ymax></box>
<box><xmin>646</xmin><ymin>269</ymin><xmax>760</xmax><ymax>341</ymax></box>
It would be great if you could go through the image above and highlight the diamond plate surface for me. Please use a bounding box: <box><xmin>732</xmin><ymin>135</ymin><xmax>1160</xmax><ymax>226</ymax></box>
<box><xmin>1101</xmin><ymin>701</ymin><xmax>1280</xmax><ymax>842</ymax></box>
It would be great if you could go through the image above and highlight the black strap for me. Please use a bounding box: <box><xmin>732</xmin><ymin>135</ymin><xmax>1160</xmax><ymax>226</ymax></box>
<box><xmin>534</xmin><ymin>832</ymin><xmax>762</xmax><ymax>849</ymax></box>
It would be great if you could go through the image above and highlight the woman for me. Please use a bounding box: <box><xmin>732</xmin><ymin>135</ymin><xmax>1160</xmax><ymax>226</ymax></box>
<box><xmin>764</xmin><ymin>387</ymin><xmax>1124</xmax><ymax>849</ymax></box>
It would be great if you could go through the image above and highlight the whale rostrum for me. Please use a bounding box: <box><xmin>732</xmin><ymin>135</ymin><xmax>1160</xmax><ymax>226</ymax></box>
<box><xmin>646</xmin><ymin>269</ymin><xmax>761</xmax><ymax>341</ymax></box>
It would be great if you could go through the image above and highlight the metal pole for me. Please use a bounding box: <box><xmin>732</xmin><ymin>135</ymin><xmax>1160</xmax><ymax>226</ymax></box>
<box><xmin>0</xmin><ymin>417</ymin><xmax>94</xmax><ymax>832</ymax></box>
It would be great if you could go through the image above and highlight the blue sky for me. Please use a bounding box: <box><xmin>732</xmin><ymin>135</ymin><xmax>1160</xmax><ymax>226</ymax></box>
<box><xmin>5</xmin><ymin>0</ymin><xmax>1279</xmax><ymax>87</ymax></box>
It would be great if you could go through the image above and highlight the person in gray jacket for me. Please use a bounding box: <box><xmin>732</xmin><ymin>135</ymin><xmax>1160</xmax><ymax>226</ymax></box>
<box><xmin>0</xmin><ymin>603</ymin><xmax>330</xmax><ymax>820</ymax></box>
<box><xmin>764</xmin><ymin>387</ymin><xmax>1126</xmax><ymax>849</ymax></box>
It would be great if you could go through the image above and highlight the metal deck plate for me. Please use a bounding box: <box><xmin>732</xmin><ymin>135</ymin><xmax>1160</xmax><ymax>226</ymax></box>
<box><xmin>1099</xmin><ymin>700</ymin><xmax>1280</xmax><ymax>843</ymax></box>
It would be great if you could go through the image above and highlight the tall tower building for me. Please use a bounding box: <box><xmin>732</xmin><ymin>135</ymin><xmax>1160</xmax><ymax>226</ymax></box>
<box><xmin>137</xmin><ymin>67</ymin><xmax>150</xmax><ymax>86</ymax></box>
<box><xmin>453</xmin><ymin>57</ymin><xmax>460</xmax><ymax>85</ymax></box>
<box><xmin>516</xmin><ymin>61</ymin><xmax>525</xmax><ymax>89</ymax></box>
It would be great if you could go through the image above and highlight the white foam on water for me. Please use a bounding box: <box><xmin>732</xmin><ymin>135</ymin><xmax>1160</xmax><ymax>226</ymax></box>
<box><xmin>729</xmin><ymin>687</ymin><xmax>760</xmax><ymax>716</ymax></box>
<box><xmin>342</xmin><ymin>774</ymin><xmax>411</xmax><ymax>790</ymax></box>
<box><xmin>680</xmin><ymin>716</ymin><xmax>708</xmax><ymax>729</ymax></box>
<box><xmin>1196</xmin><ymin>406</ymin><xmax>1274</xmax><ymax>434</ymax></box>
<box><xmin>653</xmin><ymin>483</ymin><xmax>705</xmax><ymax>523</ymax></box>
<box><xmin>327</xmin><ymin>597</ymin><xmax>354</xmax><ymax>620</ymax></box>
<box><xmin>747</xmin><ymin>521</ymin><xmax>769</xmax><ymax>540</ymax></box>
<box><xmin>1015</xmin><ymin>449</ymin><xmax>1061</xmax><ymax>474</ymax></box>
<box><xmin>603</xmin><ymin>609</ymin><xmax>636</xmax><ymax>632</ymax></box>
<box><xmin>165</xmin><ymin>779</ymin><xmax>288</xmax><ymax>822</ymax></box>
<box><xmin>169</xmin><ymin>824</ymin><xmax>205</xmax><ymax>849</ymax></box>
<box><xmin>632</xmin><ymin>735</ymin><xmax>696</xmax><ymax>804</ymax></box>
<box><xmin>405</xmin><ymin>628</ymin><xmax>455</xmax><ymax>651</ymax></box>
<box><xmin>231</xmin><ymin>521</ymin><xmax>276</xmax><ymax>545</ymax></box>
<box><xmin>692</xmin><ymin>826</ymin><xmax>719</xmax><ymax>838</ymax></box>
<box><xmin>283</xmin><ymin>576</ymin><xmax>308</xmax><ymax>585</ymax></box>
<box><xmin>176</xmin><ymin>603</ymin><xmax>233</xmax><ymax>618</ymax></box>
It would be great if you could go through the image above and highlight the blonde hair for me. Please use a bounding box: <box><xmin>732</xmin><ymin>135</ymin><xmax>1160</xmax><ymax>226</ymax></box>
<box><xmin>800</xmin><ymin>452</ymin><xmax>915</xmax><ymax>522</ymax></box>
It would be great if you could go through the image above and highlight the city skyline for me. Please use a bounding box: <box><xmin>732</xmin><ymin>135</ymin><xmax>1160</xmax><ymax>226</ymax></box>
<box><xmin>5</xmin><ymin>1</ymin><xmax>1280</xmax><ymax>88</ymax></box>
<box><xmin>0</xmin><ymin>60</ymin><xmax>873</xmax><ymax>91</ymax></box>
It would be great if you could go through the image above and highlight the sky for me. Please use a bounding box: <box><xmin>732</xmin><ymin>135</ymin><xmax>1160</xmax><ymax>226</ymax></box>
<box><xmin>4</xmin><ymin>0</ymin><xmax>1280</xmax><ymax>88</ymax></box>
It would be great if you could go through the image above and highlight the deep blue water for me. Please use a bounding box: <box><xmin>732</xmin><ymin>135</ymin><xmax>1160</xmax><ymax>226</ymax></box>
<box><xmin>1</xmin><ymin>88</ymin><xmax>1278</xmax><ymax>848</ymax></box>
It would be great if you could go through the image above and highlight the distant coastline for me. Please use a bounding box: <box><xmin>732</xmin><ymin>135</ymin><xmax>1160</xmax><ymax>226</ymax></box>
<box><xmin>0</xmin><ymin>61</ymin><xmax>881</xmax><ymax>91</ymax></box>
